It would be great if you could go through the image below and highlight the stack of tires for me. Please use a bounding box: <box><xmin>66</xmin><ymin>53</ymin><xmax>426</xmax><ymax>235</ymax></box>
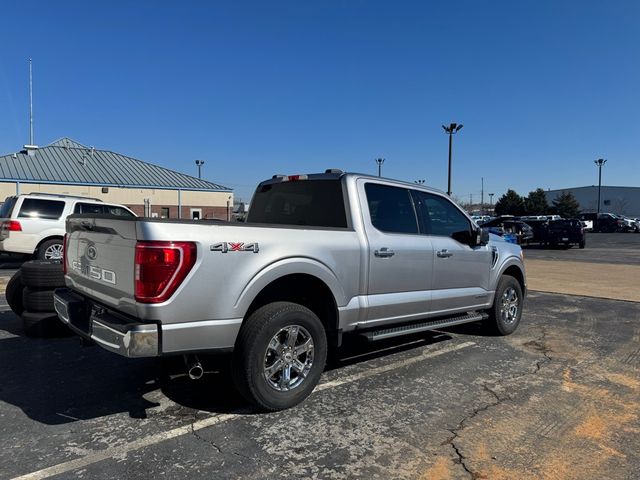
<box><xmin>5</xmin><ymin>260</ymin><xmax>68</xmax><ymax>337</ymax></box>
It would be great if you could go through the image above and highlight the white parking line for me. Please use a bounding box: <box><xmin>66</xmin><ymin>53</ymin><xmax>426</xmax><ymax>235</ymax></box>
<box><xmin>12</xmin><ymin>340</ymin><xmax>475</xmax><ymax>480</ymax></box>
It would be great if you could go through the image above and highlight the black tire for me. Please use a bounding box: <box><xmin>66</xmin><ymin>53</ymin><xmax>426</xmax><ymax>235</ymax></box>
<box><xmin>485</xmin><ymin>275</ymin><xmax>523</xmax><ymax>335</ymax></box>
<box><xmin>232</xmin><ymin>302</ymin><xmax>328</xmax><ymax>411</ymax></box>
<box><xmin>20</xmin><ymin>260</ymin><xmax>65</xmax><ymax>289</ymax></box>
<box><xmin>22</xmin><ymin>287</ymin><xmax>55</xmax><ymax>312</ymax></box>
<box><xmin>36</xmin><ymin>238</ymin><xmax>64</xmax><ymax>261</ymax></box>
<box><xmin>21</xmin><ymin>310</ymin><xmax>68</xmax><ymax>338</ymax></box>
<box><xmin>5</xmin><ymin>271</ymin><xmax>25</xmax><ymax>316</ymax></box>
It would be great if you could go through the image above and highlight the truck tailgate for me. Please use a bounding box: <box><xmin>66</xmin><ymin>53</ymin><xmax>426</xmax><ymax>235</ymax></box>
<box><xmin>65</xmin><ymin>215</ymin><xmax>138</xmax><ymax>315</ymax></box>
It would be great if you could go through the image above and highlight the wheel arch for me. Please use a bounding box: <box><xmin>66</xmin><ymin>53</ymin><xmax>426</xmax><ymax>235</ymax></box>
<box><xmin>501</xmin><ymin>264</ymin><xmax>526</xmax><ymax>296</ymax></box>
<box><xmin>35</xmin><ymin>235</ymin><xmax>64</xmax><ymax>252</ymax></box>
<box><xmin>237</xmin><ymin>261</ymin><xmax>344</xmax><ymax>346</ymax></box>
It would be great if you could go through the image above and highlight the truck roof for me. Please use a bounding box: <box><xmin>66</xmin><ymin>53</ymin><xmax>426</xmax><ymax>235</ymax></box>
<box><xmin>258</xmin><ymin>169</ymin><xmax>447</xmax><ymax>196</ymax></box>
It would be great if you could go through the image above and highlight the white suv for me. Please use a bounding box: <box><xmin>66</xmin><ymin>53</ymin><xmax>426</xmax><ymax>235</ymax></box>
<box><xmin>0</xmin><ymin>193</ymin><xmax>135</xmax><ymax>259</ymax></box>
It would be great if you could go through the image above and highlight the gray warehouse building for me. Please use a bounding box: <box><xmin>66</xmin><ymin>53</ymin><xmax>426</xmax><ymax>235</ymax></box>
<box><xmin>0</xmin><ymin>138</ymin><xmax>233</xmax><ymax>219</ymax></box>
<box><xmin>545</xmin><ymin>186</ymin><xmax>640</xmax><ymax>218</ymax></box>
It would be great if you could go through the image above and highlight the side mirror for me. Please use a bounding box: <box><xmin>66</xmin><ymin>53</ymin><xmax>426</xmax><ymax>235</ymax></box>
<box><xmin>477</xmin><ymin>227</ymin><xmax>490</xmax><ymax>246</ymax></box>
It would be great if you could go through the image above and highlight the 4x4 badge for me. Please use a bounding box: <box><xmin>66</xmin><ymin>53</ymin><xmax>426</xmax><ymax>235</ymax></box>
<box><xmin>210</xmin><ymin>242</ymin><xmax>259</xmax><ymax>253</ymax></box>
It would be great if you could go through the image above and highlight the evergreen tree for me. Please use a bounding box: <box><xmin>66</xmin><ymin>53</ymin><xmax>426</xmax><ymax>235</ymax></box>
<box><xmin>494</xmin><ymin>190</ymin><xmax>525</xmax><ymax>216</ymax></box>
<box><xmin>552</xmin><ymin>191</ymin><xmax>581</xmax><ymax>218</ymax></box>
<box><xmin>524</xmin><ymin>188</ymin><xmax>549</xmax><ymax>215</ymax></box>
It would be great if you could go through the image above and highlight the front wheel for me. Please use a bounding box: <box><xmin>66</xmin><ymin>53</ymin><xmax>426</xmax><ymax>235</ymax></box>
<box><xmin>486</xmin><ymin>275</ymin><xmax>523</xmax><ymax>335</ymax></box>
<box><xmin>232</xmin><ymin>302</ymin><xmax>327</xmax><ymax>411</ymax></box>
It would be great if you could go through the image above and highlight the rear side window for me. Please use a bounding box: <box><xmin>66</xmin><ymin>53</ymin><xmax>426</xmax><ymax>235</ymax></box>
<box><xmin>365</xmin><ymin>183</ymin><xmax>418</xmax><ymax>234</ymax></box>
<box><xmin>18</xmin><ymin>199</ymin><xmax>65</xmax><ymax>220</ymax></box>
<box><xmin>247</xmin><ymin>179</ymin><xmax>347</xmax><ymax>228</ymax></box>
<box><xmin>74</xmin><ymin>203</ymin><xmax>104</xmax><ymax>214</ymax></box>
<box><xmin>0</xmin><ymin>196</ymin><xmax>18</xmax><ymax>218</ymax></box>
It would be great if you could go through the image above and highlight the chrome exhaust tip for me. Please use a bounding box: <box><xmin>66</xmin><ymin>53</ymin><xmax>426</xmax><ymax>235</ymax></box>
<box><xmin>185</xmin><ymin>355</ymin><xmax>204</xmax><ymax>380</ymax></box>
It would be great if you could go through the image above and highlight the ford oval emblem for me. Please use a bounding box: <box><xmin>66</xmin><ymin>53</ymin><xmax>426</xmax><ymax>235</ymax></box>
<box><xmin>87</xmin><ymin>245</ymin><xmax>97</xmax><ymax>260</ymax></box>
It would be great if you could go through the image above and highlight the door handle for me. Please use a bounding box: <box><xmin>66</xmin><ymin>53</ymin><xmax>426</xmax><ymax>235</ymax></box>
<box><xmin>374</xmin><ymin>247</ymin><xmax>395</xmax><ymax>258</ymax></box>
<box><xmin>437</xmin><ymin>249</ymin><xmax>453</xmax><ymax>258</ymax></box>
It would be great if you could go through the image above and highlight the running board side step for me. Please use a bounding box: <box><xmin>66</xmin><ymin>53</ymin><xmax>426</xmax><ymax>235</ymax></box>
<box><xmin>360</xmin><ymin>312</ymin><xmax>488</xmax><ymax>341</ymax></box>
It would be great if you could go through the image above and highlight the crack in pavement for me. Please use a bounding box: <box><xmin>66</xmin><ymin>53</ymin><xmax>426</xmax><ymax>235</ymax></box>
<box><xmin>445</xmin><ymin>327</ymin><xmax>553</xmax><ymax>479</ymax></box>
<box><xmin>446</xmin><ymin>384</ymin><xmax>506</xmax><ymax>479</ymax></box>
<box><xmin>188</xmin><ymin>415</ymin><xmax>279</xmax><ymax>470</ymax></box>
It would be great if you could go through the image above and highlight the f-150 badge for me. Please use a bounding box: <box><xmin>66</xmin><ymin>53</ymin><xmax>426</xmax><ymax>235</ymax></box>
<box><xmin>210</xmin><ymin>242</ymin><xmax>259</xmax><ymax>253</ymax></box>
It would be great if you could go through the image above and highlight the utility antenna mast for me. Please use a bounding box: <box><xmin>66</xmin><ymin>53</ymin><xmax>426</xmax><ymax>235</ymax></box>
<box><xmin>29</xmin><ymin>57</ymin><xmax>34</xmax><ymax>145</ymax></box>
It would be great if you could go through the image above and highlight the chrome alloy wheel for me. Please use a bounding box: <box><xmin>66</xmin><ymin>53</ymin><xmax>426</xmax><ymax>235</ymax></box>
<box><xmin>500</xmin><ymin>286</ymin><xmax>519</xmax><ymax>325</ymax></box>
<box><xmin>263</xmin><ymin>325</ymin><xmax>315</xmax><ymax>392</ymax></box>
<box><xmin>44</xmin><ymin>243</ymin><xmax>63</xmax><ymax>260</ymax></box>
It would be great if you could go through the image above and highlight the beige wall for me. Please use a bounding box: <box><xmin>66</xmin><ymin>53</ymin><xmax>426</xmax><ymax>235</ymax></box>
<box><xmin>0</xmin><ymin>182</ymin><xmax>234</xmax><ymax>220</ymax></box>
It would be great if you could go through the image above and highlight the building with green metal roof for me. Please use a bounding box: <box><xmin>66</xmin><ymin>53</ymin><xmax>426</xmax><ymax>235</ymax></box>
<box><xmin>0</xmin><ymin>138</ymin><xmax>233</xmax><ymax>219</ymax></box>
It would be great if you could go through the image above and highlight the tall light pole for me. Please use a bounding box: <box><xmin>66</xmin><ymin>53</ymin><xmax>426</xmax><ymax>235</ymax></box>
<box><xmin>442</xmin><ymin>123</ymin><xmax>463</xmax><ymax>196</ymax></box>
<box><xmin>376</xmin><ymin>158</ymin><xmax>385</xmax><ymax>177</ymax></box>
<box><xmin>195</xmin><ymin>159</ymin><xmax>205</xmax><ymax>179</ymax></box>
<box><xmin>594</xmin><ymin>158</ymin><xmax>607</xmax><ymax>214</ymax></box>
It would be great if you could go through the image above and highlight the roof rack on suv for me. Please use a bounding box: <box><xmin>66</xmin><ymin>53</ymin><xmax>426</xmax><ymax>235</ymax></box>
<box><xmin>24</xmin><ymin>192</ymin><xmax>103</xmax><ymax>202</ymax></box>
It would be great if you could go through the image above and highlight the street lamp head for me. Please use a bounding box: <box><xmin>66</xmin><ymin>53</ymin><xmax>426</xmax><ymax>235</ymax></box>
<box><xmin>195</xmin><ymin>159</ymin><xmax>205</xmax><ymax>166</ymax></box>
<box><xmin>376</xmin><ymin>158</ymin><xmax>385</xmax><ymax>166</ymax></box>
<box><xmin>594</xmin><ymin>158</ymin><xmax>607</xmax><ymax>167</ymax></box>
<box><xmin>443</xmin><ymin>123</ymin><xmax>463</xmax><ymax>134</ymax></box>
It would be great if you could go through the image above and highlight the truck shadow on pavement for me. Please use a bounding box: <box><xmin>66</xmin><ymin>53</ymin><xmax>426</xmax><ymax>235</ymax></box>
<box><xmin>0</xmin><ymin>309</ymin><xmax>489</xmax><ymax>425</ymax></box>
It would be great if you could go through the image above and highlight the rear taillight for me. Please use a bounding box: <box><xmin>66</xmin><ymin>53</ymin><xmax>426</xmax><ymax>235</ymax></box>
<box><xmin>134</xmin><ymin>241</ymin><xmax>197</xmax><ymax>304</ymax></box>
<box><xmin>62</xmin><ymin>234</ymin><xmax>68</xmax><ymax>275</ymax></box>
<box><xmin>2</xmin><ymin>220</ymin><xmax>22</xmax><ymax>231</ymax></box>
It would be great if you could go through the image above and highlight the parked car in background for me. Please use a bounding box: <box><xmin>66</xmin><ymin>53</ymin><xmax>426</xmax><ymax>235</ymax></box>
<box><xmin>616</xmin><ymin>215</ymin><xmax>639</xmax><ymax>233</ymax></box>
<box><xmin>545</xmin><ymin>219</ymin><xmax>586</xmax><ymax>248</ymax></box>
<box><xmin>481</xmin><ymin>217</ymin><xmax>534</xmax><ymax>244</ymax></box>
<box><xmin>519</xmin><ymin>218</ymin><xmax>549</xmax><ymax>244</ymax></box>
<box><xmin>579</xmin><ymin>212</ymin><xmax>625</xmax><ymax>233</ymax></box>
<box><xmin>0</xmin><ymin>193</ymin><xmax>135</xmax><ymax>259</ymax></box>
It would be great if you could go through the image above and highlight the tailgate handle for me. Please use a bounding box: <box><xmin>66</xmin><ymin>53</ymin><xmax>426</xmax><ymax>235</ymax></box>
<box><xmin>80</xmin><ymin>221</ymin><xmax>94</xmax><ymax>230</ymax></box>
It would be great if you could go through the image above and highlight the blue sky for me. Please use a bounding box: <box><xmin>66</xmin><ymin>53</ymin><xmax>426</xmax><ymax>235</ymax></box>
<box><xmin>1</xmin><ymin>1</ymin><xmax>638</xmax><ymax>202</ymax></box>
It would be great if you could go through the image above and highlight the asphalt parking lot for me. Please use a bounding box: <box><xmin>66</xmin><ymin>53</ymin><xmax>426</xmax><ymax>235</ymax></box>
<box><xmin>0</xmin><ymin>234</ymin><xmax>638</xmax><ymax>480</ymax></box>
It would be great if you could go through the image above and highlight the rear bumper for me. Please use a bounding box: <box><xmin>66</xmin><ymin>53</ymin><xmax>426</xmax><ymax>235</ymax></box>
<box><xmin>53</xmin><ymin>288</ymin><xmax>242</xmax><ymax>357</ymax></box>
<box><xmin>0</xmin><ymin>236</ymin><xmax>35</xmax><ymax>254</ymax></box>
<box><xmin>54</xmin><ymin>288</ymin><xmax>159</xmax><ymax>357</ymax></box>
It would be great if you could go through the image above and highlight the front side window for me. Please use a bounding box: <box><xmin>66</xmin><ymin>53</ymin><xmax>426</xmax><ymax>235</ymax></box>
<box><xmin>365</xmin><ymin>183</ymin><xmax>418</xmax><ymax>234</ymax></box>
<box><xmin>413</xmin><ymin>191</ymin><xmax>471</xmax><ymax>238</ymax></box>
<box><xmin>18</xmin><ymin>199</ymin><xmax>65</xmax><ymax>220</ymax></box>
<box><xmin>105</xmin><ymin>206</ymin><xmax>134</xmax><ymax>217</ymax></box>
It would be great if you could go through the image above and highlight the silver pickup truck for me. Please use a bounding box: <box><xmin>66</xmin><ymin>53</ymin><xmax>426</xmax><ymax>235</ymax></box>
<box><xmin>54</xmin><ymin>170</ymin><xmax>526</xmax><ymax>410</ymax></box>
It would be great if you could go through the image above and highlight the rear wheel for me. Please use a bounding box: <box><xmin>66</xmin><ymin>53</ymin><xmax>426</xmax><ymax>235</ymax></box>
<box><xmin>37</xmin><ymin>239</ymin><xmax>63</xmax><ymax>261</ymax></box>
<box><xmin>232</xmin><ymin>302</ymin><xmax>327</xmax><ymax>411</ymax></box>
<box><xmin>486</xmin><ymin>275</ymin><xmax>523</xmax><ymax>335</ymax></box>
